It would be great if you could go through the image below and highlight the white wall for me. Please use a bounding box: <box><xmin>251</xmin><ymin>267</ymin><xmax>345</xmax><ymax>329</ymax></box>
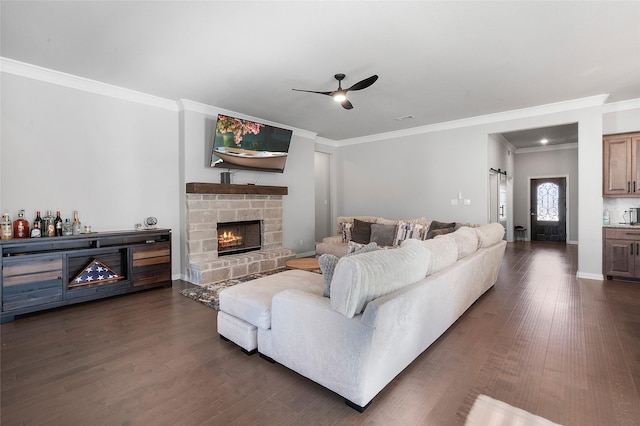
<box><xmin>1</xmin><ymin>72</ymin><xmax>182</xmax><ymax>276</ymax></box>
<box><xmin>330</xmin><ymin>98</ymin><xmax>614</xmax><ymax>279</ymax></box>
<box><xmin>336</xmin><ymin>128</ymin><xmax>489</xmax><ymax>224</ymax></box>
<box><xmin>603</xmin><ymin>103</ymin><xmax>640</xmax><ymax>134</ymax></box>
<box><xmin>513</xmin><ymin>147</ymin><xmax>579</xmax><ymax>243</ymax></box>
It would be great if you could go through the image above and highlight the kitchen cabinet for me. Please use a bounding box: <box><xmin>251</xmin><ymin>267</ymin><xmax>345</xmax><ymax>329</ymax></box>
<box><xmin>603</xmin><ymin>132</ymin><xmax>640</xmax><ymax>197</ymax></box>
<box><xmin>603</xmin><ymin>227</ymin><xmax>640</xmax><ymax>280</ymax></box>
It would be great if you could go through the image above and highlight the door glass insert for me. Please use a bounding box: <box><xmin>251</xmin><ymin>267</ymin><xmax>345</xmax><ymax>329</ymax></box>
<box><xmin>537</xmin><ymin>182</ymin><xmax>559</xmax><ymax>221</ymax></box>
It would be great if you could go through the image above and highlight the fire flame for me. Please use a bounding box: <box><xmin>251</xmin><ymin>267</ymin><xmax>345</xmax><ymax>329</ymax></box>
<box><xmin>219</xmin><ymin>230</ymin><xmax>243</xmax><ymax>248</ymax></box>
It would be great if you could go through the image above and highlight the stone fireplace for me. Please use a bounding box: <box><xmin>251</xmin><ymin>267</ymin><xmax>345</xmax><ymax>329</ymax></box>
<box><xmin>185</xmin><ymin>183</ymin><xmax>295</xmax><ymax>286</ymax></box>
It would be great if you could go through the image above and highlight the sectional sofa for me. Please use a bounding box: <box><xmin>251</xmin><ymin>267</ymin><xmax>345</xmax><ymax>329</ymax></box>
<box><xmin>218</xmin><ymin>222</ymin><xmax>506</xmax><ymax>411</ymax></box>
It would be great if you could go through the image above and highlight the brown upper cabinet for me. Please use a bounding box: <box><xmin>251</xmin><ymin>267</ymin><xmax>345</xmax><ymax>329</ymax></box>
<box><xmin>603</xmin><ymin>132</ymin><xmax>640</xmax><ymax>197</ymax></box>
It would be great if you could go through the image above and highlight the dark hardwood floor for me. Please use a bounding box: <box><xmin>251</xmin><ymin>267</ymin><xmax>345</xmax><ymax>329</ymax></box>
<box><xmin>2</xmin><ymin>242</ymin><xmax>639</xmax><ymax>425</ymax></box>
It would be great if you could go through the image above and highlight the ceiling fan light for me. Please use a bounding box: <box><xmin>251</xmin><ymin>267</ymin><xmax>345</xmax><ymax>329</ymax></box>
<box><xmin>333</xmin><ymin>92</ymin><xmax>347</xmax><ymax>102</ymax></box>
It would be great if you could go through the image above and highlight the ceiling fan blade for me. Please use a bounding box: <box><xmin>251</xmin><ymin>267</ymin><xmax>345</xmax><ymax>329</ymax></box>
<box><xmin>341</xmin><ymin>99</ymin><xmax>354</xmax><ymax>110</ymax></box>
<box><xmin>292</xmin><ymin>88</ymin><xmax>333</xmax><ymax>96</ymax></box>
<box><xmin>345</xmin><ymin>75</ymin><xmax>378</xmax><ymax>92</ymax></box>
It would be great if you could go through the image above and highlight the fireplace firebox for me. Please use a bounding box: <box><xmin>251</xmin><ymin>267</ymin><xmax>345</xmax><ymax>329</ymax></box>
<box><xmin>217</xmin><ymin>220</ymin><xmax>261</xmax><ymax>256</ymax></box>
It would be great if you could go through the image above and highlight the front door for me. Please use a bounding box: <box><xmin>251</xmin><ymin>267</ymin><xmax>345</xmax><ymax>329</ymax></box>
<box><xmin>530</xmin><ymin>177</ymin><xmax>567</xmax><ymax>242</ymax></box>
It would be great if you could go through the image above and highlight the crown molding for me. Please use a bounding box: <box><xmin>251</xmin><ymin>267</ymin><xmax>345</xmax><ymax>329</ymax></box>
<box><xmin>315</xmin><ymin>136</ymin><xmax>340</xmax><ymax>148</ymax></box>
<box><xmin>492</xmin><ymin>133</ymin><xmax>517</xmax><ymax>153</ymax></box>
<box><xmin>603</xmin><ymin>98</ymin><xmax>640</xmax><ymax>113</ymax></box>
<box><xmin>337</xmin><ymin>94</ymin><xmax>610</xmax><ymax>146</ymax></box>
<box><xmin>1</xmin><ymin>57</ymin><xmax>178</xmax><ymax>111</ymax></box>
<box><xmin>178</xmin><ymin>99</ymin><xmax>317</xmax><ymax>140</ymax></box>
<box><xmin>515</xmin><ymin>142</ymin><xmax>578</xmax><ymax>154</ymax></box>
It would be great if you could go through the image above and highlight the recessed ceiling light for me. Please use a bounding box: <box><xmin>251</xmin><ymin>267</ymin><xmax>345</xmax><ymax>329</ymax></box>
<box><xmin>540</xmin><ymin>138</ymin><xmax>549</xmax><ymax>145</ymax></box>
<box><xmin>394</xmin><ymin>115</ymin><xmax>415</xmax><ymax>121</ymax></box>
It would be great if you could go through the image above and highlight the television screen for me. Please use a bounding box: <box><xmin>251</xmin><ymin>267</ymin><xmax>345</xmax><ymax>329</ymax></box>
<box><xmin>210</xmin><ymin>114</ymin><xmax>293</xmax><ymax>173</ymax></box>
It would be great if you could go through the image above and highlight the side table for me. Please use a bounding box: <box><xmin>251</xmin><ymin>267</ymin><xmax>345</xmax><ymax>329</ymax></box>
<box><xmin>285</xmin><ymin>257</ymin><xmax>320</xmax><ymax>272</ymax></box>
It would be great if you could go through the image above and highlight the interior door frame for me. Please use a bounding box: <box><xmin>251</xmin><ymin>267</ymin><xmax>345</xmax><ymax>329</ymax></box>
<box><xmin>527</xmin><ymin>174</ymin><xmax>570</xmax><ymax>242</ymax></box>
<box><xmin>488</xmin><ymin>170</ymin><xmax>509</xmax><ymax>240</ymax></box>
<box><xmin>314</xmin><ymin>151</ymin><xmax>333</xmax><ymax>243</ymax></box>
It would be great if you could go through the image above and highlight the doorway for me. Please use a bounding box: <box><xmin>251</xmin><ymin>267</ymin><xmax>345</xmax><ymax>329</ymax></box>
<box><xmin>530</xmin><ymin>177</ymin><xmax>567</xmax><ymax>242</ymax></box>
<box><xmin>314</xmin><ymin>152</ymin><xmax>331</xmax><ymax>243</ymax></box>
<box><xmin>489</xmin><ymin>170</ymin><xmax>508</xmax><ymax>239</ymax></box>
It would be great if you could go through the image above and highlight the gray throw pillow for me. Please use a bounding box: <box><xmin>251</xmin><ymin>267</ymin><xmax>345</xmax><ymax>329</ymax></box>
<box><xmin>319</xmin><ymin>254</ymin><xmax>340</xmax><ymax>297</ymax></box>
<box><xmin>350</xmin><ymin>218</ymin><xmax>373</xmax><ymax>244</ymax></box>
<box><xmin>370</xmin><ymin>223</ymin><xmax>397</xmax><ymax>247</ymax></box>
<box><xmin>321</xmin><ymin>242</ymin><xmax>378</xmax><ymax>297</ymax></box>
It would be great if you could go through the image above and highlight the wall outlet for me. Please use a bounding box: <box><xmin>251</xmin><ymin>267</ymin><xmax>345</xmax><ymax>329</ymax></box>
<box><xmin>451</xmin><ymin>199</ymin><xmax>458</xmax><ymax>206</ymax></box>
<box><xmin>464</xmin><ymin>199</ymin><xmax>471</xmax><ymax>205</ymax></box>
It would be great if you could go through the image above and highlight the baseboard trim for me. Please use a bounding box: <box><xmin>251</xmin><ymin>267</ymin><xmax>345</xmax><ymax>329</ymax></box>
<box><xmin>576</xmin><ymin>271</ymin><xmax>604</xmax><ymax>281</ymax></box>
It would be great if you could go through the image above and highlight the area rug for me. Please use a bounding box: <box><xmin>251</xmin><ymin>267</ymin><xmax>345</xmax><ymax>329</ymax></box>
<box><xmin>465</xmin><ymin>395</ymin><xmax>561</xmax><ymax>426</ymax></box>
<box><xmin>180</xmin><ymin>269</ymin><xmax>285</xmax><ymax>310</ymax></box>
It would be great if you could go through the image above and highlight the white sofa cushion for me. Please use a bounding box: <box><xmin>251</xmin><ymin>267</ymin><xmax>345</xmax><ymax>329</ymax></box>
<box><xmin>319</xmin><ymin>242</ymin><xmax>378</xmax><ymax>297</ymax></box>
<box><xmin>330</xmin><ymin>242</ymin><xmax>431</xmax><ymax>318</ymax></box>
<box><xmin>402</xmin><ymin>237</ymin><xmax>458</xmax><ymax>275</ymax></box>
<box><xmin>376</xmin><ymin>216</ymin><xmax>430</xmax><ymax>226</ymax></box>
<box><xmin>439</xmin><ymin>226</ymin><xmax>478</xmax><ymax>259</ymax></box>
<box><xmin>219</xmin><ymin>269</ymin><xmax>324</xmax><ymax>329</ymax></box>
<box><xmin>475</xmin><ymin>223</ymin><xmax>505</xmax><ymax>247</ymax></box>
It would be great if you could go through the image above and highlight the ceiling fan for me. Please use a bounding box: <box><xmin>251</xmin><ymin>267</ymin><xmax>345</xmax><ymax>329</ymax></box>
<box><xmin>292</xmin><ymin>73</ymin><xmax>378</xmax><ymax>110</ymax></box>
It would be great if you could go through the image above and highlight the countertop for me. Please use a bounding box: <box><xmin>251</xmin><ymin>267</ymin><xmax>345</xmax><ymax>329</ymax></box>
<box><xmin>603</xmin><ymin>224</ymin><xmax>640</xmax><ymax>228</ymax></box>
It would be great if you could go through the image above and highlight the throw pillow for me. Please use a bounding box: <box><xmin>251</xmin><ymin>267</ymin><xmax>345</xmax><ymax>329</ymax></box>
<box><xmin>319</xmin><ymin>254</ymin><xmax>340</xmax><ymax>297</ymax></box>
<box><xmin>369</xmin><ymin>223</ymin><xmax>397</xmax><ymax>247</ymax></box>
<box><xmin>340</xmin><ymin>222</ymin><xmax>353</xmax><ymax>243</ymax></box>
<box><xmin>394</xmin><ymin>221</ymin><xmax>429</xmax><ymax>246</ymax></box>
<box><xmin>426</xmin><ymin>220</ymin><xmax>456</xmax><ymax>239</ymax></box>
<box><xmin>352</xmin><ymin>241</ymin><xmax>378</xmax><ymax>255</ymax></box>
<box><xmin>429</xmin><ymin>228</ymin><xmax>455</xmax><ymax>238</ymax></box>
<box><xmin>350</xmin><ymin>218</ymin><xmax>373</xmax><ymax>244</ymax></box>
<box><xmin>323</xmin><ymin>242</ymin><xmax>378</xmax><ymax>297</ymax></box>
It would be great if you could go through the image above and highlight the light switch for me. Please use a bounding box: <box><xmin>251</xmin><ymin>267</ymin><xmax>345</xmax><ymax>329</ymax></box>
<box><xmin>464</xmin><ymin>199</ymin><xmax>471</xmax><ymax>205</ymax></box>
<box><xmin>451</xmin><ymin>199</ymin><xmax>458</xmax><ymax>206</ymax></box>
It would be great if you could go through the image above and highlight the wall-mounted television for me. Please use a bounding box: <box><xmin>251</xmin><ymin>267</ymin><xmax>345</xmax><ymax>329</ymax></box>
<box><xmin>210</xmin><ymin>114</ymin><xmax>293</xmax><ymax>173</ymax></box>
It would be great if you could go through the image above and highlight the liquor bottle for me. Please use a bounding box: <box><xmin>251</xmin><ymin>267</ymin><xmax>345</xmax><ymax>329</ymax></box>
<box><xmin>13</xmin><ymin>210</ymin><xmax>29</xmax><ymax>239</ymax></box>
<box><xmin>1</xmin><ymin>213</ymin><xmax>12</xmax><ymax>240</ymax></box>
<box><xmin>54</xmin><ymin>211</ymin><xmax>63</xmax><ymax>236</ymax></box>
<box><xmin>43</xmin><ymin>210</ymin><xmax>55</xmax><ymax>237</ymax></box>
<box><xmin>72</xmin><ymin>210</ymin><xmax>81</xmax><ymax>236</ymax></box>
<box><xmin>31</xmin><ymin>211</ymin><xmax>42</xmax><ymax>238</ymax></box>
<box><xmin>63</xmin><ymin>218</ymin><xmax>73</xmax><ymax>236</ymax></box>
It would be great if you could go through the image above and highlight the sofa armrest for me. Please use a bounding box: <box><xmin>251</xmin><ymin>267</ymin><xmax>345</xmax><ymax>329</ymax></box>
<box><xmin>315</xmin><ymin>241</ymin><xmax>349</xmax><ymax>257</ymax></box>
<box><xmin>271</xmin><ymin>289</ymin><xmax>374</xmax><ymax>354</ymax></box>
<box><xmin>270</xmin><ymin>289</ymin><xmax>376</xmax><ymax>405</ymax></box>
<box><xmin>322</xmin><ymin>235</ymin><xmax>343</xmax><ymax>244</ymax></box>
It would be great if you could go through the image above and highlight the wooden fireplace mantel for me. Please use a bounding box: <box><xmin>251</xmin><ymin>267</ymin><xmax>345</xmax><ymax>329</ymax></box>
<box><xmin>186</xmin><ymin>182</ymin><xmax>288</xmax><ymax>195</ymax></box>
